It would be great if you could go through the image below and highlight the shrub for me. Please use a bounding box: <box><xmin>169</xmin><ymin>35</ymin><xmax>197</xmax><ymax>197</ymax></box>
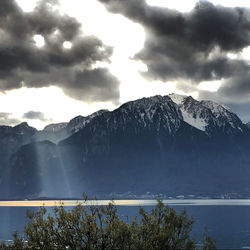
<box><xmin>1</xmin><ymin>198</ymin><xmax>216</xmax><ymax>249</ymax></box>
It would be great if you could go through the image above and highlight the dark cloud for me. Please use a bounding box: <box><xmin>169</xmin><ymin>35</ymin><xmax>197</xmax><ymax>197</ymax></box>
<box><xmin>63</xmin><ymin>68</ymin><xmax>120</xmax><ymax>104</ymax></box>
<box><xmin>218</xmin><ymin>74</ymin><xmax>250</xmax><ymax>99</ymax></box>
<box><xmin>0</xmin><ymin>0</ymin><xmax>120</xmax><ymax>103</ymax></box>
<box><xmin>0</xmin><ymin>112</ymin><xmax>21</xmax><ymax>126</ymax></box>
<box><xmin>99</xmin><ymin>0</ymin><xmax>250</xmax><ymax>83</ymax></box>
<box><xmin>198</xmin><ymin>74</ymin><xmax>250</xmax><ymax>102</ymax></box>
<box><xmin>23</xmin><ymin>111</ymin><xmax>51</xmax><ymax>122</ymax></box>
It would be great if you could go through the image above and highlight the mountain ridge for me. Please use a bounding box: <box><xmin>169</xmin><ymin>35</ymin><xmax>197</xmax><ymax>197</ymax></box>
<box><xmin>1</xmin><ymin>94</ymin><xmax>248</xmax><ymax>138</ymax></box>
<box><xmin>1</xmin><ymin>94</ymin><xmax>250</xmax><ymax>199</ymax></box>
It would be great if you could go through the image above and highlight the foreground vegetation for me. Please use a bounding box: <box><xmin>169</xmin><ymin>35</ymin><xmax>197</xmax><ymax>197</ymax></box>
<box><xmin>1</xmin><ymin>198</ymin><xmax>216</xmax><ymax>249</ymax></box>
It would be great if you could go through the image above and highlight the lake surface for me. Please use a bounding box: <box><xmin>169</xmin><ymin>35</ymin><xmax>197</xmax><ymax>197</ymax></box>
<box><xmin>3</xmin><ymin>199</ymin><xmax>250</xmax><ymax>206</ymax></box>
<box><xmin>1</xmin><ymin>199</ymin><xmax>250</xmax><ymax>249</ymax></box>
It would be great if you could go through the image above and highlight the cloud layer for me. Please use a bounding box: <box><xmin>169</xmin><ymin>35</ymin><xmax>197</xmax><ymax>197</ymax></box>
<box><xmin>99</xmin><ymin>0</ymin><xmax>250</xmax><ymax>105</ymax></box>
<box><xmin>0</xmin><ymin>0</ymin><xmax>120</xmax><ymax>103</ymax></box>
<box><xmin>0</xmin><ymin>112</ymin><xmax>21</xmax><ymax>126</ymax></box>
<box><xmin>99</xmin><ymin>0</ymin><xmax>250</xmax><ymax>80</ymax></box>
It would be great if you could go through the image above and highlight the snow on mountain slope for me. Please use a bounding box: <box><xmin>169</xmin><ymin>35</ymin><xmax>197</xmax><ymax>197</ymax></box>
<box><xmin>181</xmin><ymin>111</ymin><xmax>207</xmax><ymax>131</ymax></box>
<box><xmin>169</xmin><ymin>94</ymin><xmax>208</xmax><ymax>131</ymax></box>
<box><xmin>40</xmin><ymin>94</ymin><xmax>245</xmax><ymax>140</ymax></box>
<box><xmin>169</xmin><ymin>93</ymin><xmax>245</xmax><ymax>134</ymax></box>
<box><xmin>2</xmin><ymin>94</ymin><xmax>244</xmax><ymax>147</ymax></box>
<box><xmin>200</xmin><ymin>100</ymin><xmax>244</xmax><ymax>132</ymax></box>
<box><xmin>168</xmin><ymin>93</ymin><xmax>186</xmax><ymax>105</ymax></box>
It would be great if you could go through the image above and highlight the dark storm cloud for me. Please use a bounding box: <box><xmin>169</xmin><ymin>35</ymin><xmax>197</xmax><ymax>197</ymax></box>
<box><xmin>0</xmin><ymin>0</ymin><xmax>120</xmax><ymax>103</ymax></box>
<box><xmin>63</xmin><ymin>68</ymin><xmax>120</xmax><ymax>104</ymax></box>
<box><xmin>99</xmin><ymin>0</ymin><xmax>250</xmax><ymax>82</ymax></box>
<box><xmin>0</xmin><ymin>112</ymin><xmax>21</xmax><ymax>126</ymax></box>
<box><xmin>218</xmin><ymin>74</ymin><xmax>250</xmax><ymax>99</ymax></box>
<box><xmin>23</xmin><ymin>111</ymin><xmax>51</xmax><ymax>122</ymax></box>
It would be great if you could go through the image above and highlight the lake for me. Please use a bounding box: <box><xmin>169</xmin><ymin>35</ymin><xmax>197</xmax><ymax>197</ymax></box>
<box><xmin>1</xmin><ymin>199</ymin><xmax>250</xmax><ymax>249</ymax></box>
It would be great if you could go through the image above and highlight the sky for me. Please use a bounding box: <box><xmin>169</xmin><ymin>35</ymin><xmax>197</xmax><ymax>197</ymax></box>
<box><xmin>1</xmin><ymin>0</ymin><xmax>250</xmax><ymax>129</ymax></box>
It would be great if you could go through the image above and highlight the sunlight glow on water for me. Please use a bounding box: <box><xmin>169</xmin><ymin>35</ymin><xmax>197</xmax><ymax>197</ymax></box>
<box><xmin>2</xmin><ymin>199</ymin><xmax>250</xmax><ymax>207</ymax></box>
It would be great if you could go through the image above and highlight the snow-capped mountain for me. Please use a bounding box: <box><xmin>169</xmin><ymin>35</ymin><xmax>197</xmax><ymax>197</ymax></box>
<box><xmin>2</xmin><ymin>94</ymin><xmax>245</xmax><ymax>147</ymax></box>
<box><xmin>1</xmin><ymin>94</ymin><xmax>250</xmax><ymax>199</ymax></box>
<box><xmin>169</xmin><ymin>93</ymin><xmax>246</xmax><ymax>135</ymax></box>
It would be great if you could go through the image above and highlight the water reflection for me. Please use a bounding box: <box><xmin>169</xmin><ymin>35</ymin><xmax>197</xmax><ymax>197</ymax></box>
<box><xmin>2</xmin><ymin>199</ymin><xmax>250</xmax><ymax>207</ymax></box>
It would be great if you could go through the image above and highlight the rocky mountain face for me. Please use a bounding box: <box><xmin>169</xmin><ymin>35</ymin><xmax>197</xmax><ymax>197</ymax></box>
<box><xmin>0</xmin><ymin>123</ymin><xmax>37</xmax><ymax>172</ymax></box>
<box><xmin>169</xmin><ymin>94</ymin><xmax>246</xmax><ymax>135</ymax></box>
<box><xmin>1</xmin><ymin>94</ymin><xmax>250</xmax><ymax>199</ymax></box>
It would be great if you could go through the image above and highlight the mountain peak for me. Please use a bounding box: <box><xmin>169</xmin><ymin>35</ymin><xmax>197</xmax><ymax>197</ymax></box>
<box><xmin>200</xmin><ymin>100</ymin><xmax>231</xmax><ymax>113</ymax></box>
<box><xmin>169</xmin><ymin>93</ymin><xmax>188</xmax><ymax>105</ymax></box>
<box><xmin>169</xmin><ymin>94</ymin><xmax>245</xmax><ymax>134</ymax></box>
<box><xmin>14</xmin><ymin>122</ymin><xmax>29</xmax><ymax>128</ymax></box>
<box><xmin>11</xmin><ymin>122</ymin><xmax>37</xmax><ymax>136</ymax></box>
<box><xmin>120</xmin><ymin>95</ymin><xmax>173</xmax><ymax>110</ymax></box>
<box><xmin>105</xmin><ymin>95</ymin><xmax>184</xmax><ymax>135</ymax></box>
